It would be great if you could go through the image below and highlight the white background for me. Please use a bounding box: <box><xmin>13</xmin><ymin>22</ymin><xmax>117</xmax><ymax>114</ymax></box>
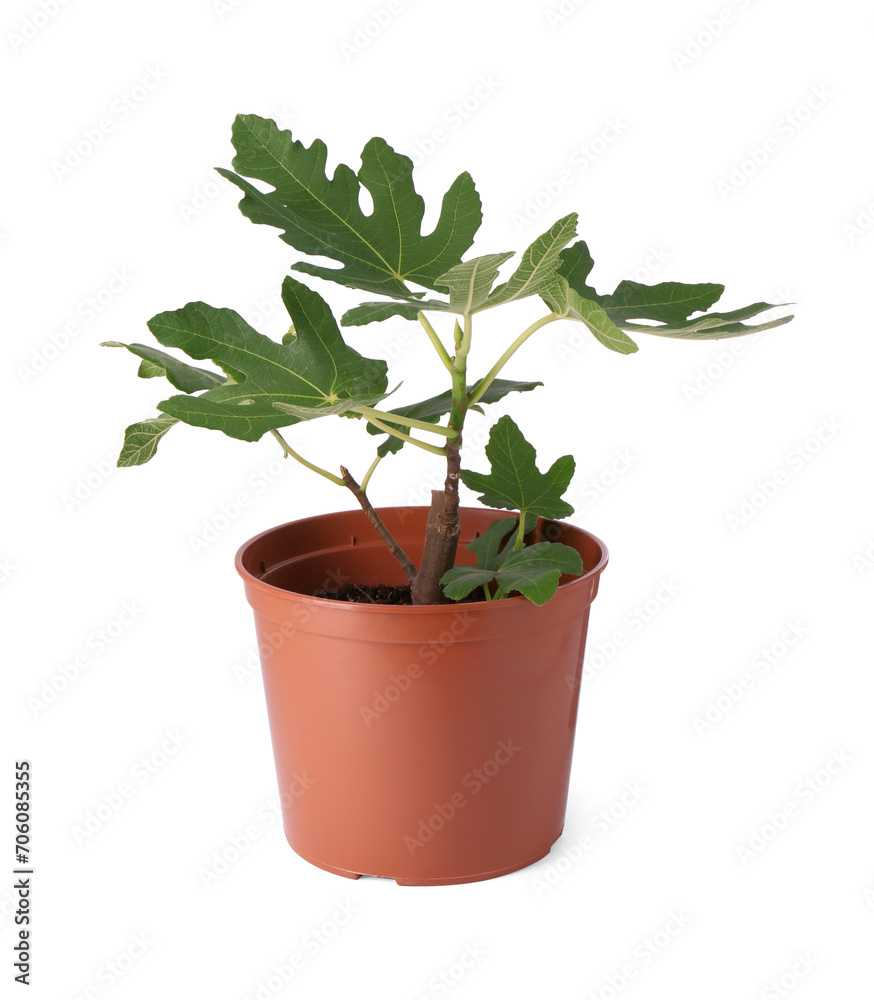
<box><xmin>3</xmin><ymin>0</ymin><xmax>873</xmax><ymax>997</ymax></box>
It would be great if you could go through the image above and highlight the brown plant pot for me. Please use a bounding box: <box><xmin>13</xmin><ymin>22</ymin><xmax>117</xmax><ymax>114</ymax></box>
<box><xmin>235</xmin><ymin>506</ymin><xmax>608</xmax><ymax>886</ymax></box>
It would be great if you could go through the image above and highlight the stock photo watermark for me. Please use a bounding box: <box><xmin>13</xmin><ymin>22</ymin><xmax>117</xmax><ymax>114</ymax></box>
<box><xmin>0</xmin><ymin>557</ymin><xmax>16</xmax><ymax>586</ymax></box>
<box><xmin>188</xmin><ymin>454</ymin><xmax>289</xmax><ymax>554</ymax></box>
<box><xmin>578</xmin><ymin>449</ymin><xmax>639</xmax><ymax>507</ymax></box>
<box><xmin>238</xmin><ymin>901</ymin><xmax>358</xmax><ymax>1000</ymax></box>
<box><xmin>61</xmin><ymin>456</ymin><xmax>116</xmax><ymax>513</ymax></box>
<box><xmin>510</xmin><ymin>117</ymin><xmax>629</xmax><ymax>232</ymax></box>
<box><xmin>340</xmin><ymin>0</ymin><xmax>413</xmax><ymax>62</ymax></box>
<box><xmin>360</xmin><ymin>609</ymin><xmax>478</xmax><ymax>726</ymax></box>
<box><xmin>692</xmin><ymin>618</ymin><xmax>809</xmax><ymax>736</ymax></box>
<box><xmin>27</xmin><ymin>601</ymin><xmax>145</xmax><ymax>717</ymax></box>
<box><xmin>759</xmin><ymin>952</ymin><xmax>818</xmax><ymax>1000</ymax></box>
<box><xmin>726</xmin><ymin>416</ymin><xmax>841</xmax><ymax>532</ymax></box>
<box><xmin>851</xmin><ymin>535</ymin><xmax>874</xmax><ymax>576</ymax></box>
<box><xmin>51</xmin><ymin>66</ymin><xmax>170</xmax><ymax>181</ymax></box>
<box><xmin>177</xmin><ymin>170</ymin><xmax>234</xmax><ymax>224</ymax></box>
<box><xmin>403</xmin><ymin>740</ymin><xmax>521</xmax><ymax>856</ymax></box>
<box><xmin>66</xmin><ymin>932</ymin><xmax>155</xmax><ymax>1000</ymax></box>
<box><xmin>578</xmin><ymin>578</ymin><xmax>682</xmax><ymax>687</ymax></box>
<box><xmin>583</xmin><ymin>911</ymin><xmax>692</xmax><ymax>1000</ymax></box>
<box><xmin>680</xmin><ymin>335</ymin><xmax>759</xmax><ymax>404</ymax></box>
<box><xmin>7</xmin><ymin>0</ymin><xmax>72</xmax><ymax>52</ymax></box>
<box><xmin>198</xmin><ymin>778</ymin><xmax>315</xmax><ymax>888</ymax></box>
<box><xmin>735</xmin><ymin>749</ymin><xmax>853</xmax><ymax>865</ymax></box>
<box><xmin>412</xmin><ymin>944</ymin><xmax>487</xmax><ymax>1000</ymax></box>
<box><xmin>531</xmin><ymin>781</ymin><xmax>647</xmax><ymax>896</ymax></box>
<box><xmin>672</xmin><ymin>0</ymin><xmax>761</xmax><ymax>72</ymax></box>
<box><xmin>407</xmin><ymin>75</ymin><xmax>500</xmax><ymax>168</ymax></box>
<box><xmin>19</xmin><ymin>268</ymin><xmax>134</xmax><ymax>384</ymax></box>
<box><xmin>716</xmin><ymin>85</ymin><xmax>832</xmax><ymax>201</ymax></box>
<box><xmin>843</xmin><ymin>190</ymin><xmax>874</xmax><ymax>245</ymax></box>
<box><xmin>70</xmin><ymin>731</ymin><xmax>189</xmax><ymax>845</ymax></box>
<box><xmin>544</xmin><ymin>0</ymin><xmax>588</xmax><ymax>30</ymax></box>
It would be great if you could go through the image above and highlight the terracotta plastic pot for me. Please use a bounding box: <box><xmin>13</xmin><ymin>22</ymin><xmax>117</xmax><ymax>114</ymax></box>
<box><xmin>236</xmin><ymin>506</ymin><xmax>607</xmax><ymax>885</ymax></box>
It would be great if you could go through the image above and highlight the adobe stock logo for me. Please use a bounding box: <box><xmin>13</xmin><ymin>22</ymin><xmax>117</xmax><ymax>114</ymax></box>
<box><xmin>735</xmin><ymin>749</ymin><xmax>853</xmax><ymax>865</ymax></box>
<box><xmin>402</xmin><ymin>740</ymin><xmax>521</xmax><ymax>856</ymax></box>
<box><xmin>340</xmin><ymin>1</ymin><xmax>411</xmax><ymax>63</ymax></box>
<box><xmin>716</xmin><ymin>85</ymin><xmax>833</xmax><ymax>201</ymax></box>
<box><xmin>692</xmin><ymin>619</ymin><xmax>809</xmax><ymax>736</ymax></box>
<box><xmin>7</xmin><ymin>0</ymin><xmax>72</xmax><ymax>53</ymax></box>
<box><xmin>51</xmin><ymin>66</ymin><xmax>170</xmax><ymax>181</ymax></box>
<box><xmin>726</xmin><ymin>417</ymin><xmax>841</xmax><ymax>532</ymax></box>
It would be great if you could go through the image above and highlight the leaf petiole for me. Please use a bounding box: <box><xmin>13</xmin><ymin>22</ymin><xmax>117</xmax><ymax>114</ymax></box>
<box><xmin>353</xmin><ymin>406</ymin><xmax>458</xmax><ymax>438</ymax></box>
<box><xmin>513</xmin><ymin>513</ymin><xmax>527</xmax><ymax>551</ymax></box>
<box><xmin>418</xmin><ymin>312</ymin><xmax>453</xmax><ymax>371</ymax></box>
<box><xmin>469</xmin><ymin>313</ymin><xmax>560</xmax><ymax>406</ymax></box>
<box><xmin>360</xmin><ymin>453</ymin><xmax>383</xmax><ymax>493</ymax></box>
<box><xmin>364</xmin><ymin>415</ymin><xmax>447</xmax><ymax>456</ymax></box>
<box><xmin>270</xmin><ymin>429</ymin><xmax>345</xmax><ymax>486</ymax></box>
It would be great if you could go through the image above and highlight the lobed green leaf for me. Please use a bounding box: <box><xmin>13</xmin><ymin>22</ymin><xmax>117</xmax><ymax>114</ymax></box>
<box><xmin>440</xmin><ymin>533</ymin><xmax>583</xmax><ymax>604</ymax></box>
<box><xmin>541</xmin><ymin>277</ymin><xmax>639</xmax><ymax>354</ymax></box>
<box><xmin>151</xmin><ymin>277</ymin><xmax>389</xmax><ymax>442</ymax></box>
<box><xmin>556</xmin><ymin>239</ymin><xmax>791</xmax><ymax>344</ymax></box>
<box><xmin>102</xmin><ymin>341</ymin><xmax>227</xmax><ymax>392</ymax></box>
<box><xmin>341</xmin><ymin>301</ymin><xmax>431</xmax><ymax>326</ymax></box>
<box><xmin>435</xmin><ymin>252</ymin><xmax>515</xmax><ymax>314</ymax></box>
<box><xmin>440</xmin><ymin>565</ymin><xmax>498</xmax><ymax>602</ymax></box>
<box><xmin>460</xmin><ymin>415</ymin><xmax>575</xmax><ymax>519</ymax></box>
<box><xmin>493</xmin><ymin>542</ymin><xmax>583</xmax><ymax>605</ymax></box>
<box><xmin>218</xmin><ymin>114</ymin><xmax>483</xmax><ymax>299</ymax></box>
<box><xmin>484</xmin><ymin>214</ymin><xmax>578</xmax><ymax>309</ymax></box>
<box><xmin>466</xmin><ymin>517</ymin><xmax>518</xmax><ymax>572</ymax></box>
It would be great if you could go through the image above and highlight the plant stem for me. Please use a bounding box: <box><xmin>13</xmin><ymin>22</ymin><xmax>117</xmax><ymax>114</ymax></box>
<box><xmin>410</xmin><ymin>318</ymin><xmax>470</xmax><ymax>605</ymax></box>
<box><xmin>460</xmin><ymin>313</ymin><xmax>473</xmax><ymax>355</ymax></box>
<box><xmin>360</xmin><ymin>453</ymin><xmax>382</xmax><ymax>493</ymax></box>
<box><xmin>340</xmin><ymin>466</ymin><xmax>417</xmax><ymax>583</ymax></box>
<box><xmin>353</xmin><ymin>406</ymin><xmax>458</xmax><ymax>438</ymax></box>
<box><xmin>468</xmin><ymin>313</ymin><xmax>559</xmax><ymax>406</ymax></box>
<box><xmin>418</xmin><ymin>312</ymin><xmax>453</xmax><ymax>370</ymax></box>
<box><xmin>364</xmin><ymin>415</ymin><xmax>446</xmax><ymax>455</ymax></box>
<box><xmin>513</xmin><ymin>512</ymin><xmax>527</xmax><ymax>550</ymax></box>
<box><xmin>270</xmin><ymin>429</ymin><xmax>345</xmax><ymax>486</ymax></box>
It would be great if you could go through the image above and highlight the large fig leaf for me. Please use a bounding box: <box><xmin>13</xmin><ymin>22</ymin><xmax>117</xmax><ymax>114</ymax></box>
<box><xmin>152</xmin><ymin>277</ymin><xmax>389</xmax><ymax>442</ymax></box>
<box><xmin>555</xmin><ymin>240</ymin><xmax>792</xmax><ymax>342</ymax></box>
<box><xmin>102</xmin><ymin>342</ymin><xmax>231</xmax><ymax>467</ymax></box>
<box><xmin>217</xmin><ymin>114</ymin><xmax>482</xmax><ymax>299</ymax></box>
<box><xmin>102</xmin><ymin>341</ymin><xmax>226</xmax><ymax>392</ymax></box>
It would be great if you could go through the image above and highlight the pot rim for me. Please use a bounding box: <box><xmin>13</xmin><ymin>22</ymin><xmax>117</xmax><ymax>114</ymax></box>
<box><xmin>235</xmin><ymin>506</ymin><xmax>609</xmax><ymax>614</ymax></box>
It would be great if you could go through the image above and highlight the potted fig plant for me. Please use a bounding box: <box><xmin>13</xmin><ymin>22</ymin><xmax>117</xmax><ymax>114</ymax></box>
<box><xmin>105</xmin><ymin>114</ymin><xmax>792</xmax><ymax>884</ymax></box>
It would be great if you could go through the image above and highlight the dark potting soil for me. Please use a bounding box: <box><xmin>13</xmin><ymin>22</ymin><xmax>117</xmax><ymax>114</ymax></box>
<box><xmin>312</xmin><ymin>583</ymin><xmax>486</xmax><ymax>604</ymax></box>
